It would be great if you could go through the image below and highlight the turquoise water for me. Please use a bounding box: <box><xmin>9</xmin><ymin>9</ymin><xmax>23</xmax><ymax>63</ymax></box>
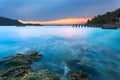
<box><xmin>0</xmin><ymin>26</ymin><xmax>120</xmax><ymax>80</ymax></box>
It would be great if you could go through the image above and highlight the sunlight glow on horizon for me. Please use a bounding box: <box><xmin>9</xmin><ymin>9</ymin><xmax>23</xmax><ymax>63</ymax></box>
<box><xmin>18</xmin><ymin>18</ymin><xmax>91</xmax><ymax>25</ymax></box>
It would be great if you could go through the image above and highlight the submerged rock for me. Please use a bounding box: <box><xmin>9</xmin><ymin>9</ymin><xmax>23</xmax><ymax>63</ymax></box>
<box><xmin>22</xmin><ymin>70</ymin><xmax>60</xmax><ymax>80</ymax></box>
<box><xmin>0</xmin><ymin>51</ymin><xmax>42</xmax><ymax>79</ymax></box>
<box><xmin>0</xmin><ymin>52</ymin><xmax>103</xmax><ymax>80</ymax></box>
<box><xmin>66</xmin><ymin>60</ymin><xmax>102</xmax><ymax>80</ymax></box>
<box><xmin>67</xmin><ymin>70</ymin><xmax>89</xmax><ymax>80</ymax></box>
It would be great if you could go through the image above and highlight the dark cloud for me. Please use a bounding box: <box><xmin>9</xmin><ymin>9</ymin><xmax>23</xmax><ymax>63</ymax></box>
<box><xmin>0</xmin><ymin>0</ymin><xmax>119</xmax><ymax>21</ymax></box>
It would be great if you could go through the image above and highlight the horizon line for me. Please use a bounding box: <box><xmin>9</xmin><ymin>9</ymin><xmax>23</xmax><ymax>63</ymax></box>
<box><xmin>18</xmin><ymin>18</ymin><xmax>91</xmax><ymax>25</ymax></box>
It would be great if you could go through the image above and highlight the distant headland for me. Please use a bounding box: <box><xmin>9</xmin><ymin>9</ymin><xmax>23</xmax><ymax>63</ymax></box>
<box><xmin>0</xmin><ymin>17</ymin><xmax>43</xmax><ymax>26</ymax></box>
<box><xmin>0</xmin><ymin>17</ymin><xmax>23</xmax><ymax>26</ymax></box>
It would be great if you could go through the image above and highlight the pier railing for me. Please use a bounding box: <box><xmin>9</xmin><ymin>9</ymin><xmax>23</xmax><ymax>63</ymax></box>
<box><xmin>72</xmin><ymin>24</ymin><xmax>120</xmax><ymax>29</ymax></box>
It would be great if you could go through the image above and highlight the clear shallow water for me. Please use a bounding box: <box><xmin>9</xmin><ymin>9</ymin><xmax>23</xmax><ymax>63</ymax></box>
<box><xmin>0</xmin><ymin>26</ymin><xmax>120</xmax><ymax>80</ymax></box>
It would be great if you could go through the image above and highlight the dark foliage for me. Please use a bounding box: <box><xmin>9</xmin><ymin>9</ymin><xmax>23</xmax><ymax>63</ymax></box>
<box><xmin>87</xmin><ymin>8</ymin><xmax>120</xmax><ymax>25</ymax></box>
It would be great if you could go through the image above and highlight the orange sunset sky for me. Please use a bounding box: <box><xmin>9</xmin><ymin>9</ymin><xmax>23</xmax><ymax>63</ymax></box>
<box><xmin>19</xmin><ymin>18</ymin><xmax>91</xmax><ymax>25</ymax></box>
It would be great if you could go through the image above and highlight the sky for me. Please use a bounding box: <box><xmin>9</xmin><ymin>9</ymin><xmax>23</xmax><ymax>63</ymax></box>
<box><xmin>0</xmin><ymin>0</ymin><xmax>120</xmax><ymax>24</ymax></box>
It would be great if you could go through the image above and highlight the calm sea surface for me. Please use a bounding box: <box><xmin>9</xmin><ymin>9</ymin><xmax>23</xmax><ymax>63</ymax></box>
<box><xmin>0</xmin><ymin>26</ymin><xmax>120</xmax><ymax>80</ymax></box>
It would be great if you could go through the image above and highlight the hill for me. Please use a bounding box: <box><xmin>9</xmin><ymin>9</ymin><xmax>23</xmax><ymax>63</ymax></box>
<box><xmin>87</xmin><ymin>8</ymin><xmax>120</xmax><ymax>25</ymax></box>
<box><xmin>0</xmin><ymin>17</ymin><xmax>43</xmax><ymax>26</ymax></box>
<box><xmin>0</xmin><ymin>17</ymin><xmax>23</xmax><ymax>26</ymax></box>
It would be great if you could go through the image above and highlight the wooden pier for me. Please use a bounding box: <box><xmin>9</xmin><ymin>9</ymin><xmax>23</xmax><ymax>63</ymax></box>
<box><xmin>72</xmin><ymin>24</ymin><xmax>120</xmax><ymax>29</ymax></box>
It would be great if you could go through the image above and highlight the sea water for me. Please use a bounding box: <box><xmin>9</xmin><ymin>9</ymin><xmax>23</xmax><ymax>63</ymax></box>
<box><xmin>0</xmin><ymin>26</ymin><xmax>120</xmax><ymax>80</ymax></box>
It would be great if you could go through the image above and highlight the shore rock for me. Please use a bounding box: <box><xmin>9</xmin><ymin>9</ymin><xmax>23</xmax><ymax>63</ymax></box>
<box><xmin>0</xmin><ymin>51</ymin><xmax>42</xmax><ymax>79</ymax></box>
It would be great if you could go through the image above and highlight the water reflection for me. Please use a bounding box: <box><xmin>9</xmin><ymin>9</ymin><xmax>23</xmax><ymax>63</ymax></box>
<box><xmin>17</xmin><ymin>26</ymin><xmax>91</xmax><ymax>39</ymax></box>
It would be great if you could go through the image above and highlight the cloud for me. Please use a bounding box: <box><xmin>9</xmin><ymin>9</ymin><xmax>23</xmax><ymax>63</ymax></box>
<box><xmin>0</xmin><ymin>0</ymin><xmax>119</xmax><ymax>21</ymax></box>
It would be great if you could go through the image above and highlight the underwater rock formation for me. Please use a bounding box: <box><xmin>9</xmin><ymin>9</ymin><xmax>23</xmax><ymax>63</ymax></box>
<box><xmin>22</xmin><ymin>70</ymin><xmax>60</xmax><ymax>80</ymax></box>
<box><xmin>67</xmin><ymin>70</ymin><xmax>88</xmax><ymax>80</ymax></box>
<box><xmin>0</xmin><ymin>52</ymin><xmax>103</xmax><ymax>80</ymax></box>
<box><xmin>0</xmin><ymin>51</ymin><xmax>42</xmax><ymax>79</ymax></box>
<box><xmin>66</xmin><ymin>60</ymin><xmax>102</xmax><ymax>80</ymax></box>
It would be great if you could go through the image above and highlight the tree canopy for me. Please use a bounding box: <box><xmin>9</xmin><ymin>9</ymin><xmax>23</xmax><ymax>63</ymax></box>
<box><xmin>87</xmin><ymin>8</ymin><xmax>120</xmax><ymax>25</ymax></box>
